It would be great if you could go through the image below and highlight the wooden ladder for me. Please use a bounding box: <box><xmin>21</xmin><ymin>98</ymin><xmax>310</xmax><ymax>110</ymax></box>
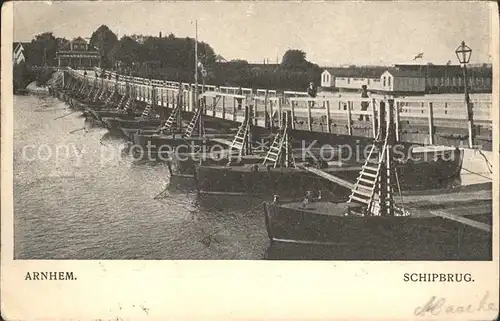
<box><xmin>85</xmin><ymin>86</ymin><xmax>95</xmax><ymax>100</ymax></box>
<box><xmin>262</xmin><ymin>131</ymin><xmax>284</xmax><ymax>167</ymax></box>
<box><xmin>76</xmin><ymin>81</ymin><xmax>86</xmax><ymax>95</ymax></box>
<box><xmin>262</xmin><ymin>111</ymin><xmax>294</xmax><ymax>168</ymax></box>
<box><xmin>123</xmin><ymin>97</ymin><xmax>135</xmax><ymax>112</ymax></box>
<box><xmin>140</xmin><ymin>103</ymin><xmax>153</xmax><ymax>119</ymax></box>
<box><xmin>228</xmin><ymin>111</ymin><xmax>251</xmax><ymax>157</ymax></box>
<box><xmin>98</xmin><ymin>87</ymin><xmax>107</xmax><ymax>101</ymax></box>
<box><xmin>229</xmin><ymin>119</ymin><xmax>250</xmax><ymax>156</ymax></box>
<box><xmin>115</xmin><ymin>94</ymin><xmax>127</xmax><ymax>109</ymax></box>
<box><xmin>159</xmin><ymin>101</ymin><xmax>182</xmax><ymax>132</ymax></box>
<box><xmin>104</xmin><ymin>88</ymin><xmax>116</xmax><ymax>105</ymax></box>
<box><xmin>92</xmin><ymin>86</ymin><xmax>102</xmax><ymax>102</ymax></box>
<box><xmin>347</xmin><ymin>133</ymin><xmax>386</xmax><ymax>215</ymax></box>
<box><xmin>184</xmin><ymin>107</ymin><xmax>202</xmax><ymax>138</ymax></box>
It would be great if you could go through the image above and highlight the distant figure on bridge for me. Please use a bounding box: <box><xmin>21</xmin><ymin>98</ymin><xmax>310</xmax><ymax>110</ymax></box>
<box><xmin>177</xmin><ymin>83</ymin><xmax>184</xmax><ymax>107</ymax></box>
<box><xmin>307</xmin><ymin>82</ymin><xmax>317</xmax><ymax>108</ymax></box>
<box><xmin>236</xmin><ymin>87</ymin><xmax>243</xmax><ymax>110</ymax></box>
<box><xmin>359</xmin><ymin>85</ymin><xmax>370</xmax><ymax>121</ymax></box>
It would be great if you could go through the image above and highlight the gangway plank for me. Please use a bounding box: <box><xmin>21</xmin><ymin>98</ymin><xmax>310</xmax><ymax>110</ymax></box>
<box><xmin>211</xmin><ymin>138</ymin><xmax>233</xmax><ymax>146</ymax></box>
<box><xmin>429</xmin><ymin>210</ymin><xmax>492</xmax><ymax>233</ymax></box>
<box><xmin>301</xmin><ymin>166</ymin><xmax>355</xmax><ymax>190</ymax></box>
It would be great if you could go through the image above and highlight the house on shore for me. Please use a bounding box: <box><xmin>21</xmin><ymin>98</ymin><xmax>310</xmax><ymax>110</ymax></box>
<box><xmin>56</xmin><ymin>37</ymin><xmax>101</xmax><ymax>70</ymax></box>
<box><xmin>380</xmin><ymin>69</ymin><xmax>425</xmax><ymax>95</ymax></box>
<box><xmin>321</xmin><ymin>64</ymin><xmax>492</xmax><ymax>95</ymax></box>
<box><xmin>320</xmin><ymin>67</ymin><xmax>388</xmax><ymax>93</ymax></box>
<box><xmin>395</xmin><ymin>64</ymin><xmax>492</xmax><ymax>94</ymax></box>
<box><xmin>13</xmin><ymin>42</ymin><xmax>29</xmax><ymax>65</ymax></box>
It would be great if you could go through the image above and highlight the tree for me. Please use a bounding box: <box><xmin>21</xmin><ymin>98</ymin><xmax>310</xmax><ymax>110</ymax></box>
<box><xmin>109</xmin><ymin>36</ymin><xmax>141</xmax><ymax>67</ymax></box>
<box><xmin>56</xmin><ymin>37</ymin><xmax>70</xmax><ymax>50</ymax></box>
<box><xmin>90</xmin><ymin>25</ymin><xmax>118</xmax><ymax>68</ymax></box>
<box><xmin>27</xmin><ymin>32</ymin><xmax>58</xmax><ymax>66</ymax></box>
<box><xmin>281</xmin><ymin>49</ymin><xmax>308</xmax><ymax>70</ymax></box>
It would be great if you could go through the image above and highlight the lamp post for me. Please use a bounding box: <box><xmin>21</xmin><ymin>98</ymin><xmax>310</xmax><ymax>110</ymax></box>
<box><xmin>455</xmin><ymin>41</ymin><xmax>474</xmax><ymax>148</ymax></box>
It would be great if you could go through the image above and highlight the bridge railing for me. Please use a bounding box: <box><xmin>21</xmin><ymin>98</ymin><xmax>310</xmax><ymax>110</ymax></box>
<box><xmin>63</xmin><ymin>68</ymin><xmax>492</xmax><ymax>146</ymax></box>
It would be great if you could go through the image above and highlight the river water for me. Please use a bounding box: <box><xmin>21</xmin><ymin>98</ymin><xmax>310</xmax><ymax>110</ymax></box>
<box><xmin>13</xmin><ymin>95</ymin><xmax>269</xmax><ymax>259</ymax></box>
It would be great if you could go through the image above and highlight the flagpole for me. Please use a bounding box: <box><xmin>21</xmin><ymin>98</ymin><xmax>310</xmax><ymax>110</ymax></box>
<box><xmin>194</xmin><ymin>20</ymin><xmax>202</xmax><ymax>136</ymax></box>
<box><xmin>194</xmin><ymin>20</ymin><xmax>198</xmax><ymax>92</ymax></box>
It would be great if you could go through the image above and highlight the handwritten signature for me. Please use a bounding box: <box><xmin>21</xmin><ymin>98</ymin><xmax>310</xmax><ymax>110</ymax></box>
<box><xmin>414</xmin><ymin>291</ymin><xmax>497</xmax><ymax>316</ymax></box>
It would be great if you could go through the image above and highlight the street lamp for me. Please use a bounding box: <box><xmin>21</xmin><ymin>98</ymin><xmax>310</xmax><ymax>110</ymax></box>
<box><xmin>455</xmin><ymin>41</ymin><xmax>474</xmax><ymax>148</ymax></box>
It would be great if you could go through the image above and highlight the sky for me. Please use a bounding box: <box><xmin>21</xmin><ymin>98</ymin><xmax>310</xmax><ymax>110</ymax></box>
<box><xmin>12</xmin><ymin>1</ymin><xmax>495</xmax><ymax>66</ymax></box>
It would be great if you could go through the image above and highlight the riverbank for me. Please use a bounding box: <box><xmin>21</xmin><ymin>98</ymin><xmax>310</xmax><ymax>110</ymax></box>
<box><xmin>25</xmin><ymin>81</ymin><xmax>50</xmax><ymax>95</ymax></box>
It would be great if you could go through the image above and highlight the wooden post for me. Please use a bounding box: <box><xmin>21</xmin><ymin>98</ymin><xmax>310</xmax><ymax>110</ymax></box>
<box><xmin>253</xmin><ymin>97</ymin><xmax>258</xmax><ymax>126</ymax></box>
<box><xmin>188</xmin><ymin>87</ymin><xmax>194</xmax><ymax>112</ymax></box>
<box><xmin>277</xmin><ymin>98</ymin><xmax>282</xmax><ymax>128</ymax></box>
<box><xmin>325</xmin><ymin>100</ymin><xmax>331</xmax><ymax>133</ymax></box>
<box><xmin>212</xmin><ymin>97</ymin><xmax>216</xmax><ymax>117</ymax></box>
<box><xmin>347</xmin><ymin>101</ymin><xmax>353</xmax><ymax>136</ymax></box>
<box><xmin>290</xmin><ymin>101</ymin><xmax>296</xmax><ymax>129</ymax></box>
<box><xmin>160</xmin><ymin>87</ymin><xmax>164</xmax><ymax>107</ymax></box>
<box><xmin>371</xmin><ymin>98</ymin><xmax>377</xmax><ymax>138</ymax></box>
<box><xmin>268</xmin><ymin>92</ymin><xmax>273</xmax><ymax>130</ymax></box>
<box><xmin>264</xmin><ymin>90</ymin><xmax>269</xmax><ymax>129</ymax></box>
<box><xmin>232</xmin><ymin>95</ymin><xmax>237</xmax><ymax>121</ymax></box>
<box><xmin>222</xmin><ymin>96</ymin><xmax>226</xmax><ymax>119</ymax></box>
<box><xmin>467</xmin><ymin>102</ymin><xmax>474</xmax><ymax>148</ymax></box>
<box><xmin>307</xmin><ymin>99</ymin><xmax>313</xmax><ymax>131</ymax></box>
<box><xmin>428</xmin><ymin>102</ymin><xmax>434</xmax><ymax>145</ymax></box>
<box><xmin>394</xmin><ymin>101</ymin><xmax>400</xmax><ymax>141</ymax></box>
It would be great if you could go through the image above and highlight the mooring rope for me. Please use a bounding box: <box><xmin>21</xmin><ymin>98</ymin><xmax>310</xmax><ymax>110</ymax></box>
<box><xmin>394</xmin><ymin>169</ymin><xmax>406</xmax><ymax>212</ymax></box>
<box><xmin>477</xmin><ymin>150</ymin><xmax>493</xmax><ymax>174</ymax></box>
<box><xmin>461</xmin><ymin>167</ymin><xmax>492</xmax><ymax>181</ymax></box>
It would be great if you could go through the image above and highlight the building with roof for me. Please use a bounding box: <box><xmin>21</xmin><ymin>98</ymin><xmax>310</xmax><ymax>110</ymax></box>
<box><xmin>380</xmin><ymin>69</ymin><xmax>425</xmax><ymax>94</ymax></box>
<box><xmin>321</xmin><ymin>67</ymin><xmax>388</xmax><ymax>92</ymax></box>
<box><xmin>215</xmin><ymin>54</ymin><xmax>228</xmax><ymax>63</ymax></box>
<box><xmin>13</xmin><ymin>42</ymin><xmax>28</xmax><ymax>64</ymax></box>
<box><xmin>395</xmin><ymin>64</ymin><xmax>492</xmax><ymax>93</ymax></box>
<box><xmin>321</xmin><ymin>64</ymin><xmax>492</xmax><ymax>94</ymax></box>
<box><xmin>56</xmin><ymin>37</ymin><xmax>100</xmax><ymax>70</ymax></box>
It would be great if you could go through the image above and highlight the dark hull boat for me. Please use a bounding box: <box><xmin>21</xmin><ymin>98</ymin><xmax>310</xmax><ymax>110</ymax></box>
<box><xmin>263</xmin><ymin>191</ymin><xmax>492</xmax><ymax>260</ymax></box>
<box><xmin>85</xmin><ymin>108</ymin><xmax>144</xmax><ymax>122</ymax></box>
<box><xmin>104</xmin><ymin>117</ymin><xmax>163</xmax><ymax>130</ymax></box>
<box><xmin>262</xmin><ymin>103</ymin><xmax>489</xmax><ymax>261</ymax></box>
<box><xmin>194</xmin><ymin>154</ymin><xmax>463</xmax><ymax>198</ymax></box>
<box><xmin>195</xmin><ymin>161</ymin><xmax>356</xmax><ymax>198</ymax></box>
<box><xmin>194</xmin><ymin>129</ymin><xmax>464</xmax><ymax>198</ymax></box>
<box><xmin>129</xmin><ymin>133</ymin><xmax>238</xmax><ymax>159</ymax></box>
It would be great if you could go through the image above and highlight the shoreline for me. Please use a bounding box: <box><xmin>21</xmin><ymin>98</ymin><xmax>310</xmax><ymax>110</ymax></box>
<box><xmin>25</xmin><ymin>81</ymin><xmax>50</xmax><ymax>96</ymax></box>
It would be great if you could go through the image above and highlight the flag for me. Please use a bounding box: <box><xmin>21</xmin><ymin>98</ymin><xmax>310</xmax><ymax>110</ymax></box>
<box><xmin>413</xmin><ymin>52</ymin><xmax>424</xmax><ymax>60</ymax></box>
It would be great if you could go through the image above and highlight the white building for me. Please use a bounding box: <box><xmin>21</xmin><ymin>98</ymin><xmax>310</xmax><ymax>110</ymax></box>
<box><xmin>380</xmin><ymin>69</ymin><xmax>425</xmax><ymax>94</ymax></box>
<box><xmin>321</xmin><ymin>67</ymin><xmax>387</xmax><ymax>92</ymax></box>
<box><xmin>13</xmin><ymin>42</ymin><xmax>26</xmax><ymax>64</ymax></box>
